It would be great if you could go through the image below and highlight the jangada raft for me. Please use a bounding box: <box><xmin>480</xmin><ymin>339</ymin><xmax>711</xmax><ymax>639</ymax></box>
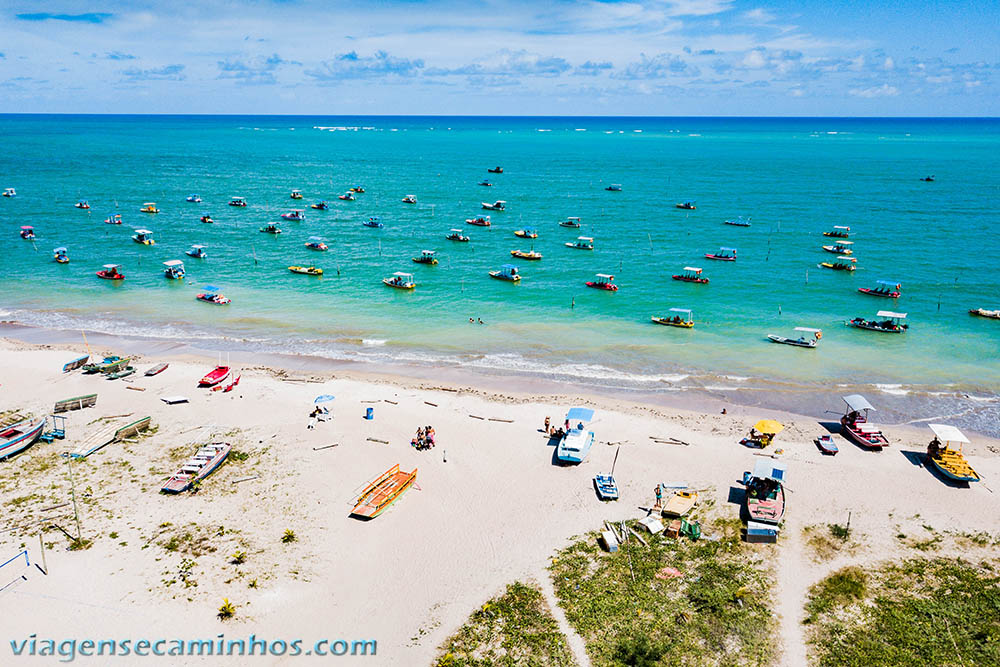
<box><xmin>161</xmin><ymin>443</ymin><xmax>231</xmax><ymax>493</ymax></box>
<box><xmin>350</xmin><ymin>464</ymin><xmax>417</xmax><ymax>519</ymax></box>
<box><xmin>926</xmin><ymin>424</ymin><xmax>980</xmax><ymax>483</ymax></box>
<box><xmin>840</xmin><ymin>394</ymin><xmax>889</xmax><ymax>449</ymax></box>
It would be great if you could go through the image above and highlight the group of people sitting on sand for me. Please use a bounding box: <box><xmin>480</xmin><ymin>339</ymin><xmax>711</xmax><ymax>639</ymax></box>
<box><xmin>411</xmin><ymin>425</ymin><xmax>436</xmax><ymax>450</ymax></box>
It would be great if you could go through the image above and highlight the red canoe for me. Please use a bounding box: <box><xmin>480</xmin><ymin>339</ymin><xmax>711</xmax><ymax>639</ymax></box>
<box><xmin>199</xmin><ymin>365</ymin><xmax>230</xmax><ymax>387</ymax></box>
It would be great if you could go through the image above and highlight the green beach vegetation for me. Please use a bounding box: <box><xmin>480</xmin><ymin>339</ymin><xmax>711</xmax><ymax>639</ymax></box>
<box><xmin>805</xmin><ymin>557</ymin><xmax>1000</xmax><ymax>666</ymax></box>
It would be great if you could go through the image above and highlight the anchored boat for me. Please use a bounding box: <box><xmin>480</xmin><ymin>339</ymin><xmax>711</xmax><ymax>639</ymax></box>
<box><xmin>489</xmin><ymin>264</ymin><xmax>521</xmax><ymax>282</ymax></box>
<box><xmin>196</xmin><ymin>286</ymin><xmax>231</xmax><ymax>305</ymax></box>
<box><xmin>96</xmin><ymin>264</ymin><xmax>125</xmax><ymax>281</ymax></box>
<box><xmin>858</xmin><ymin>280</ymin><xmax>901</xmax><ymax>298</ymax></box>
<box><xmin>481</xmin><ymin>200</ymin><xmax>506</xmax><ymax>211</ymax></box>
<box><xmin>848</xmin><ymin>310</ymin><xmax>908</xmax><ymax>333</ymax></box>
<box><xmin>823</xmin><ymin>225</ymin><xmax>850</xmax><ymax>238</ymax></box>
<box><xmin>383</xmin><ymin>271</ymin><xmax>416</xmax><ymax>289</ymax></box>
<box><xmin>281</xmin><ymin>209</ymin><xmax>305</xmax><ymax>221</ymax></box>
<box><xmin>514</xmin><ymin>228</ymin><xmax>537</xmax><ymax>239</ymax></box>
<box><xmin>969</xmin><ymin>307</ymin><xmax>1000</xmax><ymax>319</ymax></box>
<box><xmin>725</xmin><ymin>216</ymin><xmax>752</xmax><ymax>227</ymax></box>
<box><xmin>229</xmin><ymin>196</ymin><xmax>247</xmax><ymax>207</ymax></box>
<box><xmin>822</xmin><ymin>240</ymin><xmax>854</xmax><ymax>255</ymax></box>
<box><xmin>412</xmin><ymin>250</ymin><xmax>438</xmax><ymax>265</ymax></box>
<box><xmin>819</xmin><ymin>255</ymin><xmax>856</xmax><ymax>271</ymax></box>
<box><xmin>53</xmin><ymin>247</ymin><xmax>69</xmax><ymax>264</ymax></box>
<box><xmin>705</xmin><ymin>246</ymin><xmax>736</xmax><ymax>261</ymax></box>
<box><xmin>446</xmin><ymin>229</ymin><xmax>470</xmax><ymax>242</ymax></box>
<box><xmin>289</xmin><ymin>266</ymin><xmax>323</xmax><ymax>276</ymax></box>
<box><xmin>510</xmin><ymin>249</ymin><xmax>542</xmax><ymax>260</ymax></box>
<box><xmin>186</xmin><ymin>244</ymin><xmax>207</xmax><ymax>259</ymax></box>
<box><xmin>466</xmin><ymin>216</ymin><xmax>491</xmax><ymax>226</ymax></box>
<box><xmin>305</xmin><ymin>236</ymin><xmax>328</xmax><ymax>251</ymax></box>
<box><xmin>672</xmin><ymin>266</ymin><xmax>708</xmax><ymax>284</ymax></box>
<box><xmin>132</xmin><ymin>229</ymin><xmax>155</xmax><ymax>245</ymax></box>
<box><xmin>140</xmin><ymin>202</ymin><xmax>159</xmax><ymax>214</ymax></box>
<box><xmin>675</xmin><ymin>201</ymin><xmax>696</xmax><ymax>210</ymax></box>
<box><xmin>586</xmin><ymin>273</ymin><xmax>618</xmax><ymax>291</ymax></box>
<box><xmin>558</xmin><ymin>217</ymin><xmax>581</xmax><ymax>228</ymax></box>
<box><xmin>652</xmin><ymin>307</ymin><xmax>693</xmax><ymax>328</ymax></box>
<box><xmin>767</xmin><ymin>327</ymin><xmax>822</xmax><ymax>348</ymax></box>
<box><xmin>163</xmin><ymin>260</ymin><xmax>185</xmax><ymax>279</ymax></box>
<box><xmin>566</xmin><ymin>236</ymin><xmax>594</xmax><ymax>250</ymax></box>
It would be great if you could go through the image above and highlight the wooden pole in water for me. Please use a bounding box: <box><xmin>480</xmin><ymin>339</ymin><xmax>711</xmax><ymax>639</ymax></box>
<box><xmin>571</xmin><ymin>297</ymin><xmax>575</xmax><ymax>309</ymax></box>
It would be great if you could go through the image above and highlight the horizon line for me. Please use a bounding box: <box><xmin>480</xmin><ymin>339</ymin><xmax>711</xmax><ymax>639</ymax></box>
<box><xmin>0</xmin><ymin>112</ymin><xmax>997</xmax><ymax>119</ymax></box>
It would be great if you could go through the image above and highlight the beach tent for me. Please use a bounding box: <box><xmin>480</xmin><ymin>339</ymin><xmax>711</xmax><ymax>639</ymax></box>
<box><xmin>314</xmin><ymin>395</ymin><xmax>336</xmax><ymax>404</ymax></box>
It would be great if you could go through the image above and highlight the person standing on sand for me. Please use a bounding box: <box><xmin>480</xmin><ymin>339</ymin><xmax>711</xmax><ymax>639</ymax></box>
<box><xmin>654</xmin><ymin>484</ymin><xmax>662</xmax><ymax>510</ymax></box>
<box><xmin>544</xmin><ymin>416</ymin><xmax>550</xmax><ymax>433</ymax></box>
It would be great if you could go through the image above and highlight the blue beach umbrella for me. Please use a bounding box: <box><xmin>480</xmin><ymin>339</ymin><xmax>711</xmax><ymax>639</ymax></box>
<box><xmin>314</xmin><ymin>395</ymin><xmax>336</xmax><ymax>404</ymax></box>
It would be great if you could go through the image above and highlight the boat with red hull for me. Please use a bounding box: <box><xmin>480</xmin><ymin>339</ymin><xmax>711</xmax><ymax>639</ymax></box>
<box><xmin>840</xmin><ymin>394</ymin><xmax>889</xmax><ymax>450</ymax></box>
<box><xmin>672</xmin><ymin>266</ymin><xmax>708</xmax><ymax>284</ymax></box>
<box><xmin>199</xmin><ymin>365</ymin><xmax>230</xmax><ymax>387</ymax></box>
<box><xmin>858</xmin><ymin>280</ymin><xmax>901</xmax><ymax>299</ymax></box>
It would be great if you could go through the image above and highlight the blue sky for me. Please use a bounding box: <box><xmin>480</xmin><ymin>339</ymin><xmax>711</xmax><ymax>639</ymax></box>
<box><xmin>1</xmin><ymin>1</ymin><xmax>997</xmax><ymax>115</ymax></box>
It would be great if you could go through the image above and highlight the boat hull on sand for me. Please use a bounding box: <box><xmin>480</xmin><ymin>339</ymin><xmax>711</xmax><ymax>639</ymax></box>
<box><xmin>162</xmin><ymin>443</ymin><xmax>231</xmax><ymax>493</ymax></box>
<box><xmin>351</xmin><ymin>464</ymin><xmax>417</xmax><ymax>519</ymax></box>
<box><xmin>0</xmin><ymin>419</ymin><xmax>45</xmax><ymax>460</ymax></box>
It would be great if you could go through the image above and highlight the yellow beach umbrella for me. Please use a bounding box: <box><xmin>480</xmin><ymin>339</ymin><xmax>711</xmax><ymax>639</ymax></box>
<box><xmin>754</xmin><ymin>419</ymin><xmax>785</xmax><ymax>435</ymax></box>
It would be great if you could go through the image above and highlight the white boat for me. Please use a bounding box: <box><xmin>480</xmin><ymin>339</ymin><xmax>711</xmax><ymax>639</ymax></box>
<box><xmin>402</xmin><ymin>194</ymin><xmax>417</xmax><ymax>204</ymax></box>
<box><xmin>2</xmin><ymin>188</ymin><xmax>15</xmax><ymax>197</ymax></box>
<box><xmin>186</xmin><ymin>244</ymin><xmax>207</xmax><ymax>259</ymax></box>
<box><xmin>767</xmin><ymin>327</ymin><xmax>821</xmax><ymax>348</ymax></box>
<box><xmin>566</xmin><ymin>236</ymin><xmax>594</xmax><ymax>250</ymax></box>
<box><xmin>163</xmin><ymin>260</ymin><xmax>185</xmax><ymax>279</ymax></box>
<box><xmin>186</xmin><ymin>194</ymin><xmax>202</xmax><ymax>203</ymax></box>
<box><xmin>557</xmin><ymin>407</ymin><xmax>596</xmax><ymax>463</ymax></box>
<box><xmin>132</xmin><ymin>229</ymin><xmax>155</xmax><ymax>245</ymax></box>
<box><xmin>482</xmin><ymin>200</ymin><xmax>506</xmax><ymax>211</ymax></box>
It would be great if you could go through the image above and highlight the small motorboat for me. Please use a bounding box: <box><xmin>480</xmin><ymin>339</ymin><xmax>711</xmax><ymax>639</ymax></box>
<box><xmin>767</xmin><ymin>327</ymin><xmax>822</xmax><ymax>348</ymax></box>
<box><xmin>489</xmin><ymin>264</ymin><xmax>521</xmax><ymax>282</ymax></box>
<box><xmin>383</xmin><ymin>272</ymin><xmax>416</xmax><ymax>289</ymax></box>
<box><xmin>104</xmin><ymin>213</ymin><xmax>122</xmax><ymax>225</ymax></box>
<box><xmin>481</xmin><ymin>200</ymin><xmax>506</xmax><ymax>211</ymax></box>
<box><xmin>840</xmin><ymin>394</ymin><xmax>889</xmax><ymax>449</ymax></box>
<box><xmin>705</xmin><ymin>246</ymin><xmax>736</xmax><ymax>261</ymax></box>
<box><xmin>819</xmin><ymin>256</ymin><xmax>856</xmax><ymax>271</ymax></box>
<box><xmin>920</xmin><ymin>176</ymin><xmax>935</xmax><ymax>182</ymax></box>
<box><xmin>290</xmin><ymin>189</ymin><xmax>303</xmax><ymax>200</ymax></box>
<box><xmin>412</xmin><ymin>250</ymin><xmax>438</xmax><ymax>265</ymax></box>
<box><xmin>926</xmin><ymin>423</ymin><xmax>979</xmax><ymax>483</ymax></box>
<box><xmin>196</xmin><ymin>286</ymin><xmax>231</xmax><ymax>305</ymax></box>
<box><xmin>446</xmin><ymin>229</ymin><xmax>470</xmax><ymax>242</ymax></box>
<box><xmin>186</xmin><ymin>244</ymin><xmax>207</xmax><ymax>259</ymax></box>
<box><xmin>401</xmin><ymin>194</ymin><xmax>417</xmax><ymax>204</ymax></box>
<box><xmin>510</xmin><ymin>249</ymin><xmax>542</xmax><ymax>260</ymax></box>
<box><xmin>586</xmin><ymin>273</ymin><xmax>618</xmax><ymax>291</ymax></box>
<box><xmin>289</xmin><ymin>265</ymin><xmax>323</xmax><ymax>276</ymax></box>
<box><xmin>310</xmin><ymin>201</ymin><xmax>329</xmax><ymax>210</ymax></box>
<box><xmin>339</xmin><ymin>192</ymin><xmax>356</xmax><ymax>201</ymax></box>
<box><xmin>75</xmin><ymin>200</ymin><xmax>91</xmax><ymax>209</ymax></box>
<box><xmin>557</xmin><ymin>407</ymin><xmax>596</xmax><ymax>463</ymax></box>
<box><xmin>163</xmin><ymin>259</ymin><xmax>185</xmax><ymax>279</ymax></box>
<box><xmin>675</xmin><ymin>201</ymin><xmax>696</xmax><ymax>210</ymax></box>
<box><xmin>305</xmin><ymin>236</ymin><xmax>328</xmax><ymax>251</ymax></box>
<box><xmin>858</xmin><ymin>280</ymin><xmax>901</xmax><ymax>299</ymax></box>
<box><xmin>281</xmin><ymin>209</ymin><xmax>305</xmax><ymax>221</ymax></box>
<box><xmin>662</xmin><ymin>489</ymin><xmax>698</xmax><ymax>517</ymax></box>
<box><xmin>2</xmin><ymin>188</ymin><xmax>15</xmax><ymax>197</ymax></box>
<box><xmin>822</xmin><ymin>241</ymin><xmax>854</xmax><ymax>255</ymax></box>
<box><xmin>132</xmin><ymin>229</ymin><xmax>155</xmax><ymax>245</ymax></box>
<box><xmin>559</xmin><ymin>217</ymin><xmax>582</xmax><ymax>228</ymax></box>
<box><xmin>161</xmin><ymin>443</ymin><xmax>231</xmax><ymax>493</ymax></box>
<box><xmin>823</xmin><ymin>225</ymin><xmax>850</xmax><ymax>238</ymax></box>
<box><xmin>514</xmin><ymin>228</ymin><xmax>537</xmax><ymax>239</ymax></box>
<box><xmin>200</xmin><ymin>213</ymin><xmax>214</xmax><ymax>223</ymax></box>
<box><xmin>743</xmin><ymin>459</ymin><xmax>786</xmax><ymax>524</ymax></box>
<box><xmin>349</xmin><ymin>186</ymin><xmax>365</xmax><ymax>193</ymax></box>
<box><xmin>19</xmin><ymin>225</ymin><xmax>35</xmax><ymax>240</ymax></box>
<box><xmin>229</xmin><ymin>196</ymin><xmax>247</xmax><ymax>207</ymax></box>
<box><xmin>186</xmin><ymin>194</ymin><xmax>202</xmax><ymax>203</ymax></box>
<box><xmin>725</xmin><ymin>216</ymin><xmax>751</xmax><ymax>227</ymax></box>
<box><xmin>566</xmin><ymin>236</ymin><xmax>594</xmax><ymax>250</ymax></box>
<box><xmin>53</xmin><ymin>247</ymin><xmax>70</xmax><ymax>264</ymax></box>
<box><xmin>259</xmin><ymin>224</ymin><xmax>282</xmax><ymax>234</ymax></box>
<box><xmin>652</xmin><ymin>308</ymin><xmax>693</xmax><ymax>328</ymax></box>
<box><xmin>96</xmin><ymin>264</ymin><xmax>125</xmax><ymax>280</ymax></box>
<box><xmin>815</xmin><ymin>434</ymin><xmax>839</xmax><ymax>456</ymax></box>
<box><xmin>465</xmin><ymin>216</ymin><xmax>491</xmax><ymax>226</ymax></box>
<box><xmin>605</xmin><ymin>184</ymin><xmax>622</xmax><ymax>192</ymax></box>
<box><xmin>847</xmin><ymin>310</ymin><xmax>908</xmax><ymax>333</ymax></box>
<box><xmin>479</xmin><ymin>180</ymin><xmax>493</xmax><ymax>187</ymax></box>
<box><xmin>969</xmin><ymin>307</ymin><xmax>1000</xmax><ymax>320</ymax></box>
<box><xmin>672</xmin><ymin>266</ymin><xmax>708</xmax><ymax>284</ymax></box>
<box><xmin>140</xmin><ymin>202</ymin><xmax>159</xmax><ymax>214</ymax></box>
<box><xmin>488</xmin><ymin>166</ymin><xmax>503</xmax><ymax>174</ymax></box>
<box><xmin>362</xmin><ymin>217</ymin><xmax>384</xmax><ymax>228</ymax></box>
<box><xmin>145</xmin><ymin>362</ymin><xmax>169</xmax><ymax>377</ymax></box>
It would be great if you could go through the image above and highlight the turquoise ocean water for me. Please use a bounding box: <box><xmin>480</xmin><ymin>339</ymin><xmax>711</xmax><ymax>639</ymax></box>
<box><xmin>1</xmin><ymin>115</ymin><xmax>998</xmax><ymax>432</ymax></box>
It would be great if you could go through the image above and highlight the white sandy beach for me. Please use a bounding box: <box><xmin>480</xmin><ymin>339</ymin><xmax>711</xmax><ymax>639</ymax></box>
<box><xmin>2</xmin><ymin>337</ymin><xmax>999</xmax><ymax>666</ymax></box>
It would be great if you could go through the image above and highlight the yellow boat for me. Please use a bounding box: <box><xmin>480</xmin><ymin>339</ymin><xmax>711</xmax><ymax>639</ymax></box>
<box><xmin>510</xmin><ymin>249</ymin><xmax>542</xmax><ymax>260</ymax></box>
<box><xmin>383</xmin><ymin>272</ymin><xmax>416</xmax><ymax>289</ymax></box>
<box><xmin>662</xmin><ymin>489</ymin><xmax>698</xmax><ymax>517</ymax></box>
<box><xmin>289</xmin><ymin>266</ymin><xmax>322</xmax><ymax>276</ymax></box>
<box><xmin>927</xmin><ymin>424</ymin><xmax>980</xmax><ymax>483</ymax></box>
<box><xmin>820</xmin><ymin>256</ymin><xmax>856</xmax><ymax>271</ymax></box>
<box><xmin>351</xmin><ymin>464</ymin><xmax>417</xmax><ymax>519</ymax></box>
<box><xmin>140</xmin><ymin>202</ymin><xmax>159</xmax><ymax>214</ymax></box>
<box><xmin>652</xmin><ymin>308</ymin><xmax>694</xmax><ymax>328</ymax></box>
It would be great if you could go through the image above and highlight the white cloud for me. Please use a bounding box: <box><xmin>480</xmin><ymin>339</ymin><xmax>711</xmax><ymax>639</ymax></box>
<box><xmin>849</xmin><ymin>83</ymin><xmax>899</xmax><ymax>98</ymax></box>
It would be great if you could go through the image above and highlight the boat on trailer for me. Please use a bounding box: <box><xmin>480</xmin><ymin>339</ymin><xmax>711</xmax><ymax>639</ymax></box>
<box><xmin>858</xmin><ymin>280</ymin><xmax>901</xmax><ymax>298</ymax></box>
<box><xmin>848</xmin><ymin>310</ymin><xmax>908</xmax><ymax>333</ymax></box>
<box><xmin>840</xmin><ymin>394</ymin><xmax>889</xmax><ymax>449</ymax></box>
<box><xmin>672</xmin><ymin>266</ymin><xmax>708</xmax><ymax>284</ymax></box>
<box><xmin>652</xmin><ymin>307</ymin><xmax>693</xmax><ymax>328</ymax></box>
<box><xmin>351</xmin><ymin>464</ymin><xmax>417</xmax><ymax>519</ymax></box>
<box><xmin>926</xmin><ymin>423</ymin><xmax>980</xmax><ymax>483</ymax></box>
<box><xmin>743</xmin><ymin>459</ymin><xmax>787</xmax><ymax>524</ymax></box>
<box><xmin>0</xmin><ymin>418</ymin><xmax>45</xmax><ymax>460</ymax></box>
<box><xmin>557</xmin><ymin>407</ymin><xmax>596</xmax><ymax>464</ymax></box>
<box><xmin>161</xmin><ymin>443</ymin><xmax>231</xmax><ymax>493</ymax></box>
<box><xmin>767</xmin><ymin>327</ymin><xmax>822</xmax><ymax>348</ymax></box>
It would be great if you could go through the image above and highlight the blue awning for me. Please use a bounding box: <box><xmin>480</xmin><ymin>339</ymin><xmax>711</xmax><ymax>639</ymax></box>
<box><xmin>566</xmin><ymin>407</ymin><xmax>594</xmax><ymax>423</ymax></box>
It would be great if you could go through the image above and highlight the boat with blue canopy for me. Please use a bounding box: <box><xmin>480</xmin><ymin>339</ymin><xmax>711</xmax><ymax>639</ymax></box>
<box><xmin>557</xmin><ymin>407</ymin><xmax>596</xmax><ymax>464</ymax></box>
